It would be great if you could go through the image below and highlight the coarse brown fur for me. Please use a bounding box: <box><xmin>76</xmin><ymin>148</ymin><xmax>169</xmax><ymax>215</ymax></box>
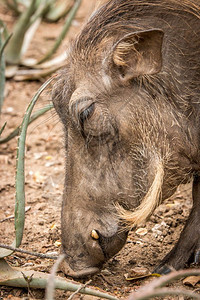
<box><xmin>52</xmin><ymin>0</ymin><xmax>200</xmax><ymax>277</ymax></box>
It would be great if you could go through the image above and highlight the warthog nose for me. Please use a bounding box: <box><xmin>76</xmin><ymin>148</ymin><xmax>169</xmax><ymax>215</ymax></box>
<box><xmin>60</xmin><ymin>259</ymin><xmax>100</xmax><ymax>278</ymax></box>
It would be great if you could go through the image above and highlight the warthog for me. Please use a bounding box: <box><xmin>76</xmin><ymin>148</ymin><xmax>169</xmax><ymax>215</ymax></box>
<box><xmin>52</xmin><ymin>0</ymin><xmax>200</xmax><ymax>277</ymax></box>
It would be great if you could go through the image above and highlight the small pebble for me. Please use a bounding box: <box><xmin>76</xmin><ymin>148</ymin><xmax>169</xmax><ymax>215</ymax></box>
<box><xmin>101</xmin><ymin>269</ymin><xmax>112</xmax><ymax>276</ymax></box>
<box><xmin>136</xmin><ymin>227</ymin><xmax>148</xmax><ymax>236</ymax></box>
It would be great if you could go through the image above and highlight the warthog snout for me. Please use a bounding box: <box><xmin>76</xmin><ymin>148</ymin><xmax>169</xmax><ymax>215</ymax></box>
<box><xmin>61</xmin><ymin>221</ymin><xmax>128</xmax><ymax>278</ymax></box>
<box><xmin>60</xmin><ymin>261</ymin><xmax>100</xmax><ymax>278</ymax></box>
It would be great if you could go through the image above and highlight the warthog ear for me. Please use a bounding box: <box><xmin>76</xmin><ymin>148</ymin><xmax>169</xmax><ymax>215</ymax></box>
<box><xmin>112</xmin><ymin>29</ymin><xmax>164</xmax><ymax>81</ymax></box>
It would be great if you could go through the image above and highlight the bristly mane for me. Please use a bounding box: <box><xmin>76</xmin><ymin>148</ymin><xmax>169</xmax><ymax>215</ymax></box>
<box><xmin>70</xmin><ymin>0</ymin><xmax>200</xmax><ymax>118</ymax></box>
<box><xmin>73</xmin><ymin>0</ymin><xmax>200</xmax><ymax>57</ymax></box>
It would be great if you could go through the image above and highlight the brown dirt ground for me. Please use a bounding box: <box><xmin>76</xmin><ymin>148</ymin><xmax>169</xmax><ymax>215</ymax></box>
<box><xmin>0</xmin><ymin>1</ymin><xmax>199</xmax><ymax>299</ymax></box>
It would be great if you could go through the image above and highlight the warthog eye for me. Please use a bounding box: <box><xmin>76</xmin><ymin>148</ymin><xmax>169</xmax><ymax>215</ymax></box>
<box><xmin>79</xmin><ymin>103</ymin><xmax>95</xmax><ymax>125</ymax></box>
<box><xmin>69</xmin><ymin>97</ymin><xmax>95</xmax><ymax>131</ymax></box>
<box><xmin>70</xmin><ymin>97</ymin><xmax>116</xmax><ymax>143</ymax></box>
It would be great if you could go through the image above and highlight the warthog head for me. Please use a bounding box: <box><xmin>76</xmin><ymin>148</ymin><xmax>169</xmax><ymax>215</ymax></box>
<box><xmin>52</xmin><ymin>0</ymin><xmax>196</xmax><ymax>277</ymax></box>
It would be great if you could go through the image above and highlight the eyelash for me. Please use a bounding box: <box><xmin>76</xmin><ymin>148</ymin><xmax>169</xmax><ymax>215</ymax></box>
<box><xmin>79</xmin><ymin>103</ymin><xmax>95</xmax><ymax>126</ymax></box>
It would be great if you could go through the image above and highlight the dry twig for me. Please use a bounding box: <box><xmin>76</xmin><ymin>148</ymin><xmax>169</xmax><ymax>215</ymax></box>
<box><xmin>0</xmin><ymin>206</ymin><xmax>31</xmax><ymax>223</ymax></box>
<box><xmin>0</xmin><ymin>243</ymin><xmax>58</xmax><ymax>260</ymax></box>
<box><xmin>45</xmin><ymin>254</ymin><xmax>65</xmax><ymax>300</ymax></box>
<box><xmin>68</xmin><ymin>279</ymin><xmax>92</xmax><ymax>300</ymax></box>
<box><xmin>128</xmin><ymin>269</ymin><xmax>200</xmax><ymax>300</ymax></box>
<box><xmin>21</xmin><ymin>271</ymin><xmax>35</xmax><ymax>298</ymax></box>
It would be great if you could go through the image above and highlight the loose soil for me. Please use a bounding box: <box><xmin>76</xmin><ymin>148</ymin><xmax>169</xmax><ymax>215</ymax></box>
<box><xmin>0</xmin><ymin>1</ymin><xmax>199</xmax><ymax>299</ymax></box>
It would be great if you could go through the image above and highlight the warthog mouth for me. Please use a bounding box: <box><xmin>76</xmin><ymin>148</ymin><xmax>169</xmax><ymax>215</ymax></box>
<box><xmin>60</xmin><ymin>259</ymin><xmax>100</xmax><ymax>278</ymax></box>
<box><xmin>60</xmin><ymin>226</ymin><xmax>128</xmax><ymax>278</ymax></box>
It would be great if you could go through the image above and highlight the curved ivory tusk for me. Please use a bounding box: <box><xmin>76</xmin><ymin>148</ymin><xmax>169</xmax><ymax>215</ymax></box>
<box><xmin>91</xmin><ymin>229</ymin><xmax>100</xmax><ymax>240</ymax></box>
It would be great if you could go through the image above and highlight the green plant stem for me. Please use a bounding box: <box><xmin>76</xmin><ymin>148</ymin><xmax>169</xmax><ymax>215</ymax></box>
<box><xmin>0</xmin><ymin>30</ymin><xmax>5</xmax><ymax>115</ymax></box>
<box><xmin>0</xmin><ymin>260</ymin><xmax>118</xmax><ymax>300</ymax></box>
<box><xmin>0</xmin><ymin>33</ymin><xmax>12</xmax><ymax>58</ymax></box>
<box><xmin>0</xmin><ymin>103</ymin><xmax>53</xmax><ymax>144</ymax></box>
<box><xmin>37</xmin><ymin>0</ymin><xmax>81</xmax><ymax>64</ymax></box>
<box><xmin>5</xmin><ymin>0</ymin><xmax>20</xmax><ymax>14</ymax></box>
<box><xmin>15</xmin><ymin>77</ymin><xmax>53</xmax><ymax>248</ymax></box>
<box><xmin>0</xmin><ymin>33</ymin><xmax>12</xmax><ymax>114</ymax></box>
<box><xmin>28</xmin><ymin>0</ymin><xmax>54</xmax><ymax>27</ymax></box>
<box><xmin>0</xmin><ymin>122</ymin><xmax>6</xmax><ymax>136</ymax></box>
<box><xmin>5</xmin><ymin>0</ymin><xmax>37</xmax><ymax>64</ymax></box>
<box><xmin>0</xmin><ymin>20</ymin><xmax>10</xmax><ymax>40</ymax></box>
<box><xmin>45</xmin><ymin>1</ymin><xmax>72</xmax><ymax>22</ymax></box>
<box><xmin>0</xmin><ymin>259</ymin><xmax>118</xmax><ymax>300</ymax></box>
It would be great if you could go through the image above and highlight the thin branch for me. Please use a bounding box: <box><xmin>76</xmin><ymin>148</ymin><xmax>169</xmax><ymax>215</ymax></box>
<box><xmin>45</xmin><ymin>254</ymin><xmax>66</xmax><ymax>300</ymax></box>
<box><xmin>21</xmin><ymin>271</ymin><xmax>35</xmax><ymax>298</ymax></box>
<box><xmin>68</xmin><ymin>280</ymin><xmax>92</xmax><ymax>300</ymax></box>
<box><xmin>129</xmin><ymin>287</ymin><xmax>200</xmax><ymax>300</ymax></box>
<box><xmin>0</xmin><ymin>243</ymin><xmax>58</xmax><ymax>260</ymax></box>
<box><xmin>128</xmin><ymin>269</ymin><xmax>200</xmax><ymax>300</ymax></box>
<box><xmin>0</xmin><ymin>206</ymin><xmax>31</xmax><ymax>223</ymax></box>
<box><xmin>152</xmin><ymin>269</ymin><xmax>200</xmax><ymax>289</ymax></box>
